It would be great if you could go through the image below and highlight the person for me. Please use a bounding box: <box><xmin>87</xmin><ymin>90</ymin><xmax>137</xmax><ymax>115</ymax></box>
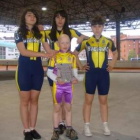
<box><xmin>47</xmin><ymin>34</ymin><xmax>79</xmax><ymax>140</ymax></box>
<box><xmin>45</xmin><ymin>9</ymin><xmax>89</xmax><ymax>134</ymax></box>
<box><xmin>14</xmin><ymin>8</ymin><xmax>53</xmax><ymax>140</ymax></box>
<box><xmin>74</xmin><ymin>15</ymin><xmax>118</xmax><ymax>136</ymax></box>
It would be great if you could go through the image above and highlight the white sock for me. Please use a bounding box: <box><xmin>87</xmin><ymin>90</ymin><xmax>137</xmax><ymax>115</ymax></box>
<box><xmin>30</xmin><ymin>127</ymin><xmax>35</xmax><ymax>131</ymax></box>
<box><xmin>59</xmin><ymin>121</ymin><xmax>65</xmax><ymax>125</ymax></box>
<box><xmin>103</xmin><ymin>122</ymin><xmax>108</xmax><ymax>126</ymax></box>
<box><xmin>24</xmin><ymin>129</ymin><xmax>30</xmax><ymax>132</ymax></box>
<box><xmin>85</xmin><ymin>122</ymin><xmax>90</xmax><ymax>125</ymax></box>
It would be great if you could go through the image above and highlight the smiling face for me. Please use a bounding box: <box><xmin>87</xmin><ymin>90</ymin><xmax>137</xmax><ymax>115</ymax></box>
<box><xmin>25</xmin><ymin>11</ymin><xmax>37</xmax><ymax>26</ymax></box>
<box><xmin>58</xmin><ymin>34</ymin><xmax>70</xmax><ymax>52</ymax></box>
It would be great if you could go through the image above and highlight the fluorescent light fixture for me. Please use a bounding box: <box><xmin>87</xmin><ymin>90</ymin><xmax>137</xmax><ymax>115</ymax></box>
<box><xmin>86</xmin><ymin>21</ymin><xmax>90</xmax><ymax>24</ymax></box>
<box><xmin>42</xmin><ymin>7</ymin><xmax>47</xmax><ymax>11</ymax></box>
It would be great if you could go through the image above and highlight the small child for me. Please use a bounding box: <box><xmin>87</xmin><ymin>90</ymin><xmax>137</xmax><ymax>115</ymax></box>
<box><xmin>47</xmin><ymin>34</ymin><xmax>79</xmax><ymax>140</ymax></box>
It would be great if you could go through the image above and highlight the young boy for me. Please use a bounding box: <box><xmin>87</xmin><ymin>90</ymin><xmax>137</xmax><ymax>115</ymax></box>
<box><xmin>74</xmin><ymin>15</ymin><xmax>118</xmax><ymax>136</ymax></box>
<box><xmin>47</xmin><ymin>34</ymin><xmax>79</xmax><ymax>140</ymax></box>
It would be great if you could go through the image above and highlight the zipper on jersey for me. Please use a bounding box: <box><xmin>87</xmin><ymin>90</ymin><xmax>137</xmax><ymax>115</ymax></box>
<box><xmin>97</xmin><ymin>39</ymin><xmax>99</xmax><ymax>68</ymax></box>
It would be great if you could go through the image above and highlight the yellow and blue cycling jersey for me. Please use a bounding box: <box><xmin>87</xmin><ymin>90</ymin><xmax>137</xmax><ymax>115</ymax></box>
<box><xmin>76</xmin><ymin>35</ymin><xmax>116</xmax><ymax>70</ymax></box>
<box><xmin>46</xmin><ymin>28</ymin><xmax>81</xmax><ymax>86</ymax></box>
<box><xmin>76</xmin><ymin>35</ymin><xmax>116</xmax><ymax>95</ymax></box>
<box><xmin>45</xmin><ymin>28</ymin><xmax>82</xmax><ymax>51</ymax></box>
<box><xmin>14</xmin><ymin>31</ymin><xmax>47</xmax><ymax>91</ymax></box>
<box><xmin>48</xmin><ymin>51</ymin><xmax>76</xmax><ymax>104</ymax></box>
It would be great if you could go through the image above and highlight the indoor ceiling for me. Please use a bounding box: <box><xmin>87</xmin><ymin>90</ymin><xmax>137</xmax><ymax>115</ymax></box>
<box><xmin>0</xmin><ymin>0</ymin><xmax>140</xmax><ymax>30</ymax></box>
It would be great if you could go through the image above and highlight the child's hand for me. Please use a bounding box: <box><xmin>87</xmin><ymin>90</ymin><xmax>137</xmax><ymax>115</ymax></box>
<box><xmin>57</xmin><ymin>77</ymin><xmax>65</xmax><ymax>85</ymax></box>
<box><xmin>81</xmin><ymin>63</ymin><xmax>90</xmax><ymax>72</ymax></box>
<box><xmin>72</xmin><ymin>78</ymin><xmax>78</xmax><ymax>84</ymax></box>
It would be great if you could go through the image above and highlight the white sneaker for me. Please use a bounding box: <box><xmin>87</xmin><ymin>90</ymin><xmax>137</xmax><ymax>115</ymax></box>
<box><xmin>103</xmin><ymin>122</ymin><xmax>111</xmax><ymax>136</ymax></box>
<box><xmin>84</xmin><ymin>123</ymin><xmax>92</xmax><ymax>136</ymax></box>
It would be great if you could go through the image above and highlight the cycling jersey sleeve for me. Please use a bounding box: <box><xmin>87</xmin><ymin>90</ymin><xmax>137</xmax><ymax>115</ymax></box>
<box><xmin>76</xmin><ymin>40</ymin><xmax>87</xmax><ymax>52</ymax></box>
<box><xmin>70</xmin><ymin>29</ymin><xmax>82</xmax><ymax>38</ymax></box>
<box><xmin>45</xmin><ymin>30</ymin><xmax>51</xmax><ymax>39</ymax></box>
<box><xmin>48</xmin><ymin>57</ymin><xmax>55</xmax><ymax>69</ymax></box>
<box><xmin>14</xmin><ymin>31</ymin><xmax>23</xmax><ymax>44</ymax></box>
<box><xmin>72</xmin><ymin>55</ymin><xmax>77</xmax><ymax>69</ymax></box>
<box><xmin>109</xmin><ymin>40</ymin><xmax>116</xmax><ymax>52</ymax></box>
<box><xmin>40</xmin><ymin>31</ymin><xmax>48</xmax><ymax>43</ymax></box>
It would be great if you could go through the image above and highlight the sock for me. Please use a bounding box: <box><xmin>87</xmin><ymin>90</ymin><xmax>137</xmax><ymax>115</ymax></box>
<box><xmin>30</xmin><ymin>127</ymin><xmax>35</xmax><ymax>131</ymax></box>
<box><xmin>67</xmin><ymin>126</ymin><xmax>72</xmax><ymax>129</ymax></box>
<box><xmin>54</xmin><ymin>127</ymin><xmax>59</xmax><ymax>131</ymax></box>
<box><xmin>85</xmin><ymin>122</ymin><xmax>90</xmax><ymax>125</ymax></box>
<box><xmin>59</xmin><ymin>121</ymin><xmax>65</xmax><ymax>126</ymax></box>
<box><xmin>24</xmin><ymin>129</ymin><xmax>30</xmax><ymax>132</ymax></box>
<box><xmin>103</xmin><ymin>122</ymin><xmax>108</xmax><ymax>126</ymax></box>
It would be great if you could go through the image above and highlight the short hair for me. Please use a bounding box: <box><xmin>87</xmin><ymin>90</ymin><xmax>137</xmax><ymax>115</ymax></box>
<box><xmin>91</xmin><ymin>15</ymin><xmax>105</xmax><ymax>25</ymax></box>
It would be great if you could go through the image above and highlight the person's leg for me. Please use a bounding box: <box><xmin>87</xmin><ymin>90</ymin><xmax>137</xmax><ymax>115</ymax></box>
<box><xmin>64</xmin><ymin>103</ymin><xmax>72</xmax><ymax>126</ymax></box>
<box><xmin>65</xmin><ymin>103</ymin><xmax>78</xmax><ymax>140</ymax></box>
<box><xmin>51</xmin><ymin>104</ymin><xmax>61</xmax><ymax>140</ymax></box>
<box><xmin>98</xmin><ymin>95</ymin><xmax>108</xmax><ymax>122</ymax></box>
<box><xmin>98</xmin><ymin>95</ymin><xmax>111</xmax><ymax>135</ymax></box>
<box><xmin>29</xmin><ymin>90</ymin><xmax>41</xmax><ymax>139</ymax></box>
<box><xmin>19</xmin><ymin>91</ymin><xmax>31</xmax><ymax>130</ymax></box>
<box><xmin>58</xmin><ymin>102</ymin><xmax>66</xmax><ymax>134</ymax></box>
<box><xmin>53</xmin><ymin>104</ymin><xmax>61</xmax><ymax>128</ymax></box>
<box><xmin>19</xmin><ymin>91</ymin><xmax>33</xmax><ymax>140</ymax></box>
<box><xmin>98</xmin><ymin>69</ymin><xmax>110</xmax><ymax>135</ymax></box>
<box><xmin>30</xmin><ymin>90</ymin><xmax>40</xmax><ymax>128</ymax></box>
<box><xmin>83</xmin><ymin>93</ymin><xmax>94</xmax><ymax>136</ymax></box>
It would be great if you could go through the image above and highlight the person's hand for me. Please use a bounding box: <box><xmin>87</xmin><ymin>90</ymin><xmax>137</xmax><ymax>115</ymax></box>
<box><xmin>57</xmin><ymin>77</ymin><xmax>65</xmax><ymax>85</ymax></box>
<box><xmin>106</xmin><ymin>63</ymin><xmax>114</xmax><ymax>72</ymax></box>
<box><xmin>43</xmin><ymin>53</ymin><xmax>53</xmax><ymax>58</ymax></box>
<box><xmin>51</xmin><ymin>50</ymin><xmax>58</xmax><ymax>59</ymax></box>
<box><xmin>72</xmin><ymin>77</ymin><xmax>78</xmax><ymax>84</ymax></box>
<box><xmin>81</xmin><ymin>63</ymin><xmax>90</xmax><ymax>72</ymax></box>
<box><xmin>77</xmin><ymin>37</ymin><xmax>84</xmax><ymax>44</ymax></box>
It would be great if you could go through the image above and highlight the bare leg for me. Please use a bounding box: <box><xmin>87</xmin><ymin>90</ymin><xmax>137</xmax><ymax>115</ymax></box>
<box><xmin>64</xmin><ymin>103</ymin><xmax>72</xmax><ymax>126</ymax></box>
<box><xmin>19</xmin><ymin>91</ymin><xmax>31</xmax><ymax>129</ymax></box>
<box><xmin>53</xmin><ymin>104</ymin><xmax>61</xmax><ymax>128</ymax></box>
<box><xmin>98</xmin><ymin>95</ymin><xmax>108</xmax><ymax>122</ymax></box>
<box><xmin>30</xmin><ymin>90</ymin><xmax>40</xmax><ymax>128</ymax></box>
<box><xmin>83</xmin><ymin>93</ymin><xmax>94</xmax><ymax>137</ymax></box>
<box><xmin>83</xmin><ymin>93</ymin><xmax>94</xmax><ymax>123</ymax></box>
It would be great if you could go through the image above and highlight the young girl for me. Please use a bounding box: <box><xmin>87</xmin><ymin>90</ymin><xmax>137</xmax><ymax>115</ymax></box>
<box><xmin>47</xmin><ymin>34</ymin><xmax>79</xmax><ymax>140</ymax></box>
<box><xmin>45</xmin><ymin>9</ymin><xmax>89</xmax><ymax>134</ymax></box>
<box><xmin>15</xmin><ymin>8</ymin><xmax>53</xmax><ymax>140</ymax></box>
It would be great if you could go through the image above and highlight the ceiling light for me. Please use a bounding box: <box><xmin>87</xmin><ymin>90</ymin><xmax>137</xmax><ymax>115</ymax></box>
<box><xmin>42</xmin><ymin>7</ymin><xmax>47</xmax><ymax>11</ymax></box>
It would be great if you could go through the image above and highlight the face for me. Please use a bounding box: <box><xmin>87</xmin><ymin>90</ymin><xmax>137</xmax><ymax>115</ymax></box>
<box><xmin>58</xmin><ymin>35</ymin><xmax>70</xmax><ymax>52</ymax></box>
<box><xmin>91</xmin><ymin>24</ymin><xmax>104</xmax><ymax>38</ymax></box>
<box><xmin>25</xmin><ymin>11</ymin><xmax>36</xmax><ymax>26</ymax></box>
<box><xmin>55</xmin><ymin>14</ymin><xmax>66</xmax><ymax>28</ymax></box>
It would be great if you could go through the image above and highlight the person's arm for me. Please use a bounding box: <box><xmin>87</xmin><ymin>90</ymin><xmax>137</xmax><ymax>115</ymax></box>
<box><xmin>47</xmin><ymin>68</ymin><xmax>57</xmax><ymax>81</ymax></box>
<box><xmin>16</xmin><ymin>42</ymin><xmax>52</xmax><ymax>58</ymax></box>
<box><xmin>70</xmin><ymin>28</ymin><xmax>89</xmax><ymax>44</ymax></box>
<box><xmin>73</xmin><ymin>50</ymin><xmax>90</xmax><ymax>71</ymax></box>
<box><xmin>41</xmin><ymin>31</ymin><xmax>56</xmax><ymax>55</ymax></box>
<box><xmin>107</xmin><ymin>50</ymin><xmax>118</xmax><ymax>72</ymax></box>
<box><xmin>71</xmin><ymin>55</ymin><xmax>78</xmax><ymax>84</ymax></box>
<box><xmin>77</xmin><ymin>34</ymin><xmax>89</xmax><ymax>44</ymax></box>
<box><xmin>106</xmin><ymin>40</ymin><xmax>118</xmax><ymax>72</ymax></box>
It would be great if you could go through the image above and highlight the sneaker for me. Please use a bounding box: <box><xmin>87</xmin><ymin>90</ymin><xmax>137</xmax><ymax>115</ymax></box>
<box><xmin>59</xmin><ymin>124</ymin><xmax>66</xmax><ymax>134</ymax></box>
<box><xmin>30</xmin><ymin>129</ymin><xmax>41</xmax><ymax>139</ymax></box>
<box><xmin>84</xmin><ymin>123</ymin><xmax>92</xmax><ymax>137</ymax></box>
<box><xmin>103</xmin><ymin>122</ymin><xmax>111</xmax><ymax>136</ymax></box>
<box><xmin>24</xmin><ymin>132</ymin><xmax>33</xmax><ymax>140</ymax></box>
<box><xmin>51</xmin><ymin>130</ymin><xmax>59</xmax><ymax>140</ymax></box>
<box><xmin>66</xmin><ymin>128</ymin><xmax>78</xmax><ymax>140</ymax></box>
